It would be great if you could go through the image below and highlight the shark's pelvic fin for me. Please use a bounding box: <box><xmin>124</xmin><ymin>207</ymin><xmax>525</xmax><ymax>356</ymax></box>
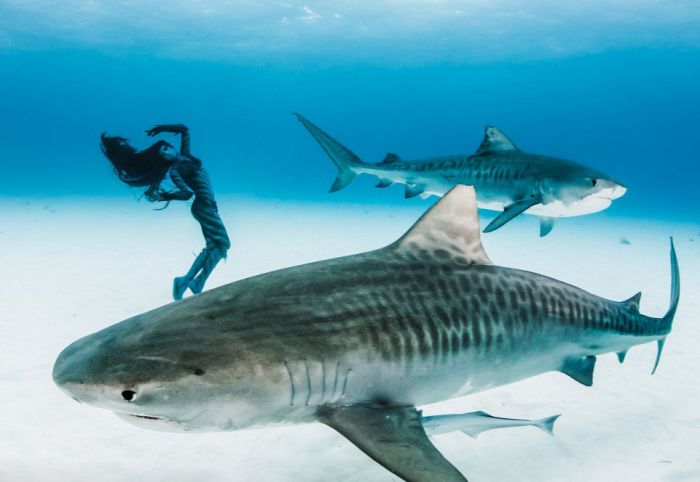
<box><xmin>483</xmin><ymin>196</ymin><xmax>540</xmax><ymax>233</ymax></box>
<box><xmin>318</xmin><ymin>404</ymin><xmax>467</xmax><ymax>482</ymax></box>
<box><xmin>376</xmin><ymin>178</ymin><xmax>393</xmax><ymax>188</ymax></box>
<box><xmin>561</xmin><ymin>355</ymin><xmax>596</xmax><ymax>386</ymax></box>
<box><xmin>617</xmin><ymin>350</ymin><xmax>628</xmax><ymax>363</ymax></box>
<box><xmin>382</xmin><ymin>153</ymin><xmax>401</xmax><ymax>164</ymax></box>
<box><xmin>405</xmin><ymin>184</ymin><xmax>425</xmax><ymax>199</ymax></box>
<box><xmin>294</xmin><ymin>113</ymin><xmax>363</xmax><ymax>193</ymax></box>
<box><xmin>394</xmin><ymin>185</ymin><xmax>492</xmax><ymax>265</ymax></box>
<box><xmin>653</xmin><ymin>238</ymin><xmax>681</xmax><ymax>374</ymax></box>
<box><xmin>475</xmin><ymin>126</ymin><xmax>520</xmax><ymax>155</ymax></box>
<box><xmin>539</xmin><ymin>217</ymin><xmax>555</xmax><ymax>237</ymax></box>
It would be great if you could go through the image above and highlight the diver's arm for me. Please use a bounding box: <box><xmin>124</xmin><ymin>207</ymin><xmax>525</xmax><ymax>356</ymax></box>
<box><xmin>158</xmin><ymin>167</ymin><xmax>193</xmax><ymax>201</ymax></box>
<box><xmin>145</xmin><ymin>124</ymin><xmax>191</xmax><ymax>156</ymax></box>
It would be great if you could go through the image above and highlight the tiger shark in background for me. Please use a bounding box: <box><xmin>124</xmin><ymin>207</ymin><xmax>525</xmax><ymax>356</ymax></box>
<box><xmin>53</xmin><ymin>186</ymin><xmax>678</xmax><ymax>482</ymax></box>
<box><xmin>295</xmin><ymin>114</ymin><xmax>627</xmax><ymax>236</ymax></box>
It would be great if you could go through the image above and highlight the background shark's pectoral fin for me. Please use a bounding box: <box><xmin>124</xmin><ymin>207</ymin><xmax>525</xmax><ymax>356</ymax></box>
<box><xmin>318</xmin><ymin>404</ymin><xmax>468</xmax><ymax>482</ymax></box>
<box><xmin>539</xmin><ymin>217</ymin><xmax>555</xmax><ymax>237</ymax></box>
<box><xmin>405</xmin><ymin>184</ymin><xmax>425</xmax><ymax>199</ymax></box>
<box><xmin>561</xmin><ymin>355</ymin><xmax>596</xmax><ymax>386</ymax></box>
<box><xmin>483</xmin><ymin>196</ymin><xmax>540</xmax><ymax>233</ymax></box>
<box><xmin>617</xmin><ymin>350</ymin><xmax>628</xmax><ymax>363</ymax></box>
<box><xmin>376</xmin><ymin>178</ymin><xmax>393</xmax><ymax>188</ymax></box>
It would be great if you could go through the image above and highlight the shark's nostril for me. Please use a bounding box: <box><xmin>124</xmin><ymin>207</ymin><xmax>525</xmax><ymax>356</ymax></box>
<box><xmin>121</xmin><ymin>390</ymin><xmax>136</xmax><ymax>401</ymax></box>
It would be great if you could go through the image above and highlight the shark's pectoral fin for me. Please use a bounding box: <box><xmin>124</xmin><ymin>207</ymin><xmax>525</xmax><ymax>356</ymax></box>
<box><xmin>483</xmin><ymin>196</ymin><xmax>540</xmax><ymax>233</ymax></box>
<box><xmin>539</xmin><ymin>217</ymin><xmax>555</xmax><ymax>237</ymax></box>
<box><xmin>318</xmin><ymin>404</ymin><xmax>468</xmax><ymax>482</ymax></box>
<box><xmin>376</xmin><ymin>178</ymin><xmax>393</xmax><ymax>188</ymax></box>
<box><xmin>561</xmin><ymin>355</ymin><xmax>596</xmax><ymax>386</ymax></box>
<box><xmin>405</xmin><ymin>183</ymin><xmax>425</xmax><ymax>199</ymax></box>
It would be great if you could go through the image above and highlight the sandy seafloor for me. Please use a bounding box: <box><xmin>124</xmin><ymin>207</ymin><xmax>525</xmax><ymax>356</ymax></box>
<box><xmin>0</xmin><ymin>194</ymin><xmax>698</xmax><ymax>482</ymax></box>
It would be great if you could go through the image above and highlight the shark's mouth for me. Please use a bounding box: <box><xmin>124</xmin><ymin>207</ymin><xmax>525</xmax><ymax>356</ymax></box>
<box><xmin>115</xmin><ymin>412</ymin><xmax>189</xmax><ymax>432</ymax></box>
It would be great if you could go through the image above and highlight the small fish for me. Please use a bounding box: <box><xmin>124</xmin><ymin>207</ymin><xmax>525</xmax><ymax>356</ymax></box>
<box><xmin>423</xmin><ymin>411</ymin><xmax>560</xmax><ymax>438</ymax></box>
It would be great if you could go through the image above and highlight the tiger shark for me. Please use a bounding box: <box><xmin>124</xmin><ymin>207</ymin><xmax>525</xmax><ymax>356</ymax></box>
<box><xmin>295</xmin><ymin>114</ymin><xmax>627</xmax><ymax>236</ymax></box>
<box><xmin>53</xmin><ymin>186</ymin><xmax>678</xmax><ymax>481</ymax></box>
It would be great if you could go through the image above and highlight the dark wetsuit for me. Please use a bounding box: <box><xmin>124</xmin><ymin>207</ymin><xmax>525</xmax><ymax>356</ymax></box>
<box><xmin>160</xmin><ymin>125</ymin><xmax>230</xmax><ymax>298</ymax></box>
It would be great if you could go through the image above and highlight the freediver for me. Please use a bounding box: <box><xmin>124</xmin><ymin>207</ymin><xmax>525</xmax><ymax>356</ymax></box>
<box><xmin>100</xmin><ymin>124</ymin><xmax>231</xmax><ymax>300</ymax></box>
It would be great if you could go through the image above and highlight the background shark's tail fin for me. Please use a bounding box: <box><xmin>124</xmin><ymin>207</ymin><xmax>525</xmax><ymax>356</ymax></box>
<box><xmin>652</xmin><ymin>237</ymin><xmax>680</xmax><ymax>374</ymax></box>
<box><xmin>294</xmin><ymin>113</ymin><xmax>363</xmax><ymax>192</ymax></box>
<box><xmin>535</xmin><ymin>414</ymin><xmax>561</xmax><ymax>436</ymax></box>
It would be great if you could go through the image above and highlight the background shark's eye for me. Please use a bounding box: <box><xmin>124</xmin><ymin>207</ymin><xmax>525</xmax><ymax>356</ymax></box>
<box><xmin>591</xmin><ymin>179</ymin><xmax>597</xmax><ymax>186</ymax></box>
<box><xmin>193</xmin><ymin>368</ymin><xmax>205</xmax><ymax>376</ymax></box>
<box><xmin>121</xmin><ymin>390</ymin><xmax>136</xmax><ymax>401</ymax></box>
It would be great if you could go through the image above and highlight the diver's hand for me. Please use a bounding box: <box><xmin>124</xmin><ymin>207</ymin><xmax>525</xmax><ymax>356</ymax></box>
<box><xmin>145</xmin><ymin>126</ymin><xmax>163</xmax><ymax>137</ymax></box>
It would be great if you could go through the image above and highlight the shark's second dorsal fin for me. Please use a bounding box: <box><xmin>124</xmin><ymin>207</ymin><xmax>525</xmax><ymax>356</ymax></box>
<box><xmin>393</xmin><ymin>185</ymin><xmax>492</xmax><ymax>265</ymax></box>
<box><xmin>381</xmin><ymin>153</ymin><xmax>401</xmax><ymax>164</ymax></box>
<box><xmin>621</xmin><ymin>292</ymin><xmax>642</xmax><ymax>312</ymax></box>
<box><xmin>475</xmin><ymin>126</ymin><xmax>519</xmax><ymax>155</ymax></box>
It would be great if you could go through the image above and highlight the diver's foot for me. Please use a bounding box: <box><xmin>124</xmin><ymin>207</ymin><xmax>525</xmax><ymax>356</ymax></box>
<box><xmin>173</xmin><ymin>276</ymin><xmax>190</xmax><ymax>300</ymax></box>
<box><xmin>188</xmin><ymin>276</ymin><xmax>205</xmax><ymax>295</ymax></box>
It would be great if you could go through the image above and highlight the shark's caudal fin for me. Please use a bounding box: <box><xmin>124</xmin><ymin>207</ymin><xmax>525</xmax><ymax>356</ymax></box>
<box><xmin>652</xmin><ymin>238</ymin><xmax>680</xmax><ymax>375</ymax></box>
<box><xmin>393</xmin><ymin>185</ymin><xmax>492</xmax><ymax>265</ymax></box>
<box><xmin>294</xmin><ymin>113</ymin><xmax>363</xmax><ymax>192</ymax></box>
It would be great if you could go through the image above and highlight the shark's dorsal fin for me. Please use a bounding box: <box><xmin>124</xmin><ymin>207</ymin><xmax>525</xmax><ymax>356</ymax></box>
<box><xmin>621</xmin><ymin>292</ymin><xmax>642</xmax><ymax>311</ymax></box>
<box><xmin>381</xmin><ymin>152</ymin><xmax>401</xmax><ymax>164</ymax></box>
<box><xmin>476</xmin><ymin>126</ymin><xmax>519</xmax><ymax>155</ymax></box>
<box><xmin>393</xmin><ymin>185</ymin><xmax>492</xmax><ymax>265</ymax></box>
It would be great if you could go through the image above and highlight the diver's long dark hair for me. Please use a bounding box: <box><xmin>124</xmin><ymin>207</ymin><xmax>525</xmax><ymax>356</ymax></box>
<box><xmin>100</xmin><ymin>134</ymin><xmax>173</xmax><ymax>202</ymax></box>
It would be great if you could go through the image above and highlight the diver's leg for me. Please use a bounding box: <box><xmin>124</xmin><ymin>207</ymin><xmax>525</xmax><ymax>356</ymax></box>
<box><xmin>188</xmin><ymin>247</ymin><xmax>226</xmax><ymax>294</ymax></box>
<box><xmin>173</xmin><ymin>248</ymin><xmax>208</xmax><ymax>300</ymax></box>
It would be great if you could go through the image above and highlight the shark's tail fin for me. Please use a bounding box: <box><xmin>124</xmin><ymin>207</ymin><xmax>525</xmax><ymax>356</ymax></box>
<box><xmin>652</xmin><ymin>237</ymin><xmax>680</xmax><ymax>375</ymax></box>
<box><xmin>535</xmin><ymin>414</ymin><xmax>561</xmax><ymax>436</ymax></box>
<box><xmin>294</xmin><ymin>113</ymin><xmax>364</xmax><ymax>192</ymax></box>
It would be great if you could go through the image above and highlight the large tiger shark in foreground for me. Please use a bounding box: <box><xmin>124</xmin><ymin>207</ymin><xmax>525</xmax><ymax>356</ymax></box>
<box><xmin>295</xmin><ymin>114</ymin><xmax>627</xmax><ymax>236</ymax></box>
<box><xmin>53</xmin><ymin>186</ymin><xmax>678</xmax><ymax>481</ymax></box>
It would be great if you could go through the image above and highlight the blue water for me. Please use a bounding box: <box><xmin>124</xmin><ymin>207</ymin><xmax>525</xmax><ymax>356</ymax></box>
<box><xmin>1</xmin><ymin>4</ymin><xmax>698</xmax><ymax>223</ymax></box>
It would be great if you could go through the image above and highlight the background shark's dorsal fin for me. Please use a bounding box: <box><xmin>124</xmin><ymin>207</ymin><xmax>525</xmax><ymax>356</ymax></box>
<box><xmin>381</xmin><ymin>153</ymin><xmax>401</xmax><ymax>164</ymax></box>
<box><xmin>475</xmin><ymin>126</ymin><xmax>519</xmax><ymax>155</ymax></box>
<box><xmin>393</xmin><ymin>185</ymin><xmax>492</xmax><ymax>265</ymax></box>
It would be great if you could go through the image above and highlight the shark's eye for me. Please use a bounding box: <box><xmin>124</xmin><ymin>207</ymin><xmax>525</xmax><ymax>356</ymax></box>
<box><xmin>121</xmin><ymin>390</ymin><xmax>136</xmax><ymax>401</ymax></box>
<box><xmin>591</xmin><ymin>179</ymin><xmax>597</xmax><ymax>187</ymax></box>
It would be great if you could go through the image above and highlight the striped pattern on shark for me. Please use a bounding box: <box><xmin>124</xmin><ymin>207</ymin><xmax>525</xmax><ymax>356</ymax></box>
<box><xmin>295</xmin><ymin>113</ymin><xmax>627</xmax><ymax>236</ymax></box>
<box><xmin>53</xmin><ymin>186</ymin><xmax>679</xmax><ymax>482</ymax></box>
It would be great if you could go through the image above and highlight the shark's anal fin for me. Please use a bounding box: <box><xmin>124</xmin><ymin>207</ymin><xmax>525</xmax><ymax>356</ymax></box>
<box><xmin>318</xmin><ymin>404</ymin><xmax>468</xmax><ymax>482</ymax></box>
<box><xmin>483</xmin><ymin>196</ymin><xmax>540</xmax><ymax>233</ymax></box>
<box><xmin>539</xmin><ymin>217</ymin><xmax>555</xmax><ymax>237</ymax></box>
<box><xmin>394</xmin><ymin>185</ymin><xmax>492</xmax><ymax>265</ymax></box>
<box><xmin>561</xmin><ymin>355</ymin><xmax>596</xmax><ymax>386</ymax></box>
